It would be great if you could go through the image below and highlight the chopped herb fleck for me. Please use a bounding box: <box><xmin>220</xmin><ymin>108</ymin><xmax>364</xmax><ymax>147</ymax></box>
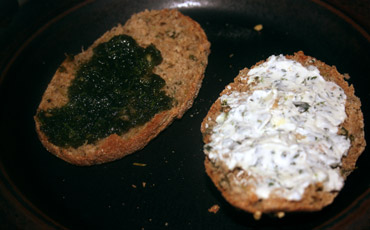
<box><xmin>189</xmin><ymin>54</ymin><xmax>197</xmax><ymax>61</ymax></box>
<box><xmin>205</xmin><ymin>145</ymin><xmax>212</xmax><ymax>151</ymax></box>
<box><xmin>293</xmin><ymin>101</ymin><xmax>310</xmax><ymax>113</ymax></box>
<box><xmin>221</xmin><ymin>100</ymin><xmax>228</xmax><ymax>107</ymax></box>
<box><xmin>339</xmin><ymin>127</ymin><xmax>349</xmax><ymax>137</ymax></box>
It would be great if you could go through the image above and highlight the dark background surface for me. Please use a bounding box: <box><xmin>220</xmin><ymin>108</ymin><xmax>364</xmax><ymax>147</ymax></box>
<box><xmin>0</xmin><ymin>0</ymin><xmax>369</xmax><ymax>229</ymax></box>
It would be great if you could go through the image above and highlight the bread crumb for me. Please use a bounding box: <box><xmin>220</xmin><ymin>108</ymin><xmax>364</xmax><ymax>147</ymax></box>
<box><xmin>276</xmin><ymin>212</ymin><xmax>285</xmax><ymax>218</ymax></box>
<box><xmin>254</xmin><ymin>24</ymin><xmax>263</xmax><ymax>31</ymax></box>
<box><xmin>208</xmin><ymin>204</ymin><xmax>220</xmax><ymax>213</ymax></box>
<box><xmin>133</xmin><ymin>162</ymin><xmax>147</xmax><ymax>166</ymax></box>
<box><xmin>142</xmin><ymin>182</ymin><xmax>146</xmax><ymax>188</ymax></box>
<box><xmin>132</xmin><ymin>184</ymin><xmax>137</xmax><ymax>188</ymax></box>
<box><xmin>253</xmin><ymin>211</ymin><xmax>262</xmax><ymax>220</ymax></box>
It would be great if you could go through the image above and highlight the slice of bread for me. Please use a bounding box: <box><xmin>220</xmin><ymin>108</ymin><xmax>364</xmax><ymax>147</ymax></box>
<box><xmin>35</xmin><ymin>9</ymin><xmax>210</xmax><ymax>166</ymax></box>
<box><xmin>201</xmin><ymin>51</ymin><xmax>365</xmax><ymax>216</ymax></box>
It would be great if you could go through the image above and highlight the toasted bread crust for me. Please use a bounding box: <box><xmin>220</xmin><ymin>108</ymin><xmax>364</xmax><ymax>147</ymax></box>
<box><xmin>35</xmin><ymin>9</ymin><xmax>210</xmax><ymax>165</ymax></box>
<box><xmin>201</xmin><ymin>51</ymin><xmax>365</xmax><ymax>214</ymax></box>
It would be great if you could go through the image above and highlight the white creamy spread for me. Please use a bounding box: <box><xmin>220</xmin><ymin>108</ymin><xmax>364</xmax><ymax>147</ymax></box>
<box><xmin>205</xmin><ymin>55</ymin><xmax>350</xmax><ymax>200</ymax></box>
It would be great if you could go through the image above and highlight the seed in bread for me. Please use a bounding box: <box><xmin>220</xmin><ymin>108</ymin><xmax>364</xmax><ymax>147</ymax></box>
<box><xmin>34</xmin><ymin>9</ymin><xmax>210</xmax><ymax>166</ymax></box>
<box><xmin>201</xmin><ymin>51</ymin><xmax>365</xmax><ymax>215</ymax></box>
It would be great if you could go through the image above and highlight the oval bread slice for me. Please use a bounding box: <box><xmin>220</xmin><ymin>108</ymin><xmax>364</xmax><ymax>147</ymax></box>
<box><xmin>201</xmin><ymin>51</ymin><xmax>365</xmax><ymax>215</ymax></box>
<box><xmin>35</xmin><ymin>9</ymin><xmax>210</xmax><ymax>166</ymax></box>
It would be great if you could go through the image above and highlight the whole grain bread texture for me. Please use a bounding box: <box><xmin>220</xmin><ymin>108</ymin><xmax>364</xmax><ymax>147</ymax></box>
<box><xmin>201</xmin><ymin>51</ymin><xmax>365</xmax><ymax>216</ymax></box>
<box><xmin>35</xmin><ymin>9</ymin><xmax>210</xmax><ymax>166</ymax></box>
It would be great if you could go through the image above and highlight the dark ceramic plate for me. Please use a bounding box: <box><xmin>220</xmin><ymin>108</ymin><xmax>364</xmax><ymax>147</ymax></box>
<box><xmin>0</xmin><ymin>0</ymin><xmax>369</xmax><ymax>229</ymax></box>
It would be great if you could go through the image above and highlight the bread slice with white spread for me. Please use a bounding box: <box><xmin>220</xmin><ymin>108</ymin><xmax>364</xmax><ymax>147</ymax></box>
<box><xmin>34</xmin><ymin>9</ymin><xmax>210</xmax><ymax>166</ymax></box>
<box><xmin>201</xmin><ymin>51</ymin><xmax>365</xmax><ymax>217</ymax></box>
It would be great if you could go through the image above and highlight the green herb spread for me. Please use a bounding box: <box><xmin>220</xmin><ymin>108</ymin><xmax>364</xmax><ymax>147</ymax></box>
<box><xmin>37</xmin><ymin>34</ymin><xmax>173</xmax><ymax>148</ymax></box>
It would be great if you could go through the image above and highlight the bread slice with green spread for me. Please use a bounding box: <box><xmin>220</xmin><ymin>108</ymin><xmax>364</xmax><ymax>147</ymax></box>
<box><xmin>201</xmin><ymin>51</ymin><xmax>365</xmax><ymax>218</ymax></box>
<box><xmin>34</xmin><ymin>9</ymin><xmax>210</xmax><ymax>166</ymax></box>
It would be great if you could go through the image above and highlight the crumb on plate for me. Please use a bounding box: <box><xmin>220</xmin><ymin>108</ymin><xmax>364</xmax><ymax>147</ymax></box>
<box><xmin>254</xmin><ymin>24</ymin><xmax>263</xmax><ymax>31</ymax></box>
<box><xmin>208</xmin><ymin>204</ymin><xmax>220</xmax><ymax>213</ymax></box>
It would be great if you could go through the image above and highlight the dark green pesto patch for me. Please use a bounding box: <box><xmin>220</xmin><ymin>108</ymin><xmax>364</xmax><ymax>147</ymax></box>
<box><xmin>37</xmin><ymin>35</ymin><xmax>173</xmax><ymax>148</ymax></box>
